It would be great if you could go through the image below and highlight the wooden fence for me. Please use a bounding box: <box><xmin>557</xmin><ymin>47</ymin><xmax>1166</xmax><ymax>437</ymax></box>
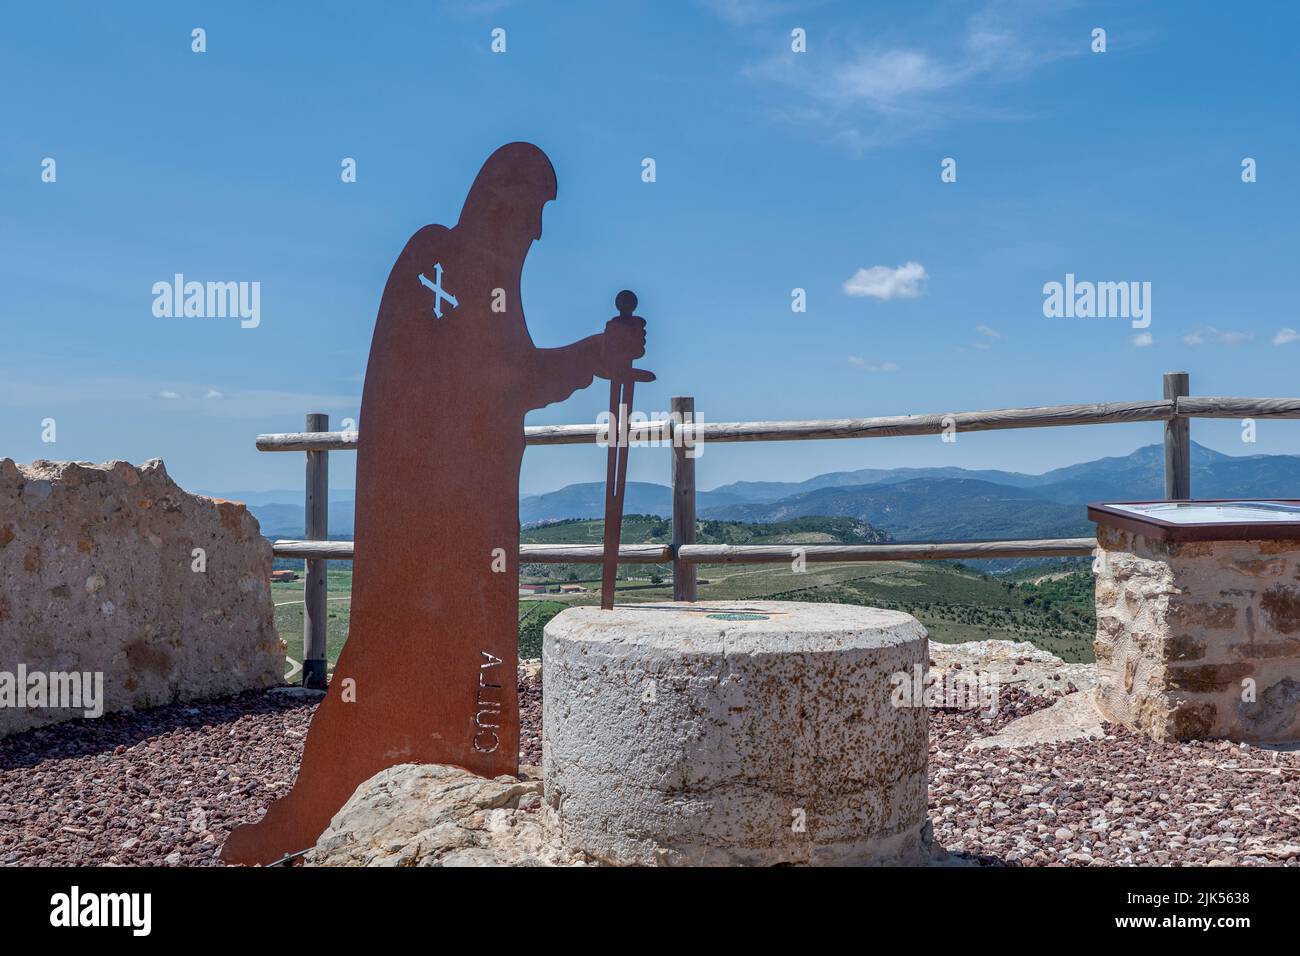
<box><xmin>258</xmin><ymin>371</ymin><xmax>1299</xmax><ymax>687</ymax></box>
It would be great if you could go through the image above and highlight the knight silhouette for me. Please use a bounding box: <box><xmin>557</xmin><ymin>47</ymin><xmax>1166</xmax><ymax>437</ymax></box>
<box><xmin>222</xmin><ymin>142</ymin><xmax>651</xmax><ymax>865</ymax></box>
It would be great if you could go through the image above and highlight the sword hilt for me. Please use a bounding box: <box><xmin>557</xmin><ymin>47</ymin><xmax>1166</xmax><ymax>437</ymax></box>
<box><xmin>611</xmin><ymin>289</ymin><xmax>653</xmax><ymax>384</ymax></box>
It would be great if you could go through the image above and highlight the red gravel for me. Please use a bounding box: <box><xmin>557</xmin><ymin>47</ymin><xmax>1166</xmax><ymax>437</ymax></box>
<box><xmin>519</xmin><ymin>673</ymin><xmax>542</xmax><ymax>767</ymax></box>
<box><xmin>0</xmin><ymin>689</ymin><xmax>315</xmax><ymax>866</ymax></box>
<box><xmin>3</xmin><ymin>674</ymin><xmax>1299</xmax><ymax>866</ymax></box>
<box><xmin>930</xmin><ymin>688</ymin><xmax>1300</xmax><ymax>866</ymax></box>
<box><xmin>0</xmin><ymin>677</ymin><xmax>544</xmax><ymax>867</ymax></box>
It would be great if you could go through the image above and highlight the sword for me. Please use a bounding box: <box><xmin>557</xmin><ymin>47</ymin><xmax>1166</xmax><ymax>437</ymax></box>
<box><xmin>601</xmin><ymin>290</ymin><xmax>649</xmax><ymax>610</ymax></box>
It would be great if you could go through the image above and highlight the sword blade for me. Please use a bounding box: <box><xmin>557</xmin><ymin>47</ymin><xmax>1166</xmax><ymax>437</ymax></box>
<box><xmin>601</xmin><ymin>375</ymin><xmax>631</xmax><ymax>610</ymax></box>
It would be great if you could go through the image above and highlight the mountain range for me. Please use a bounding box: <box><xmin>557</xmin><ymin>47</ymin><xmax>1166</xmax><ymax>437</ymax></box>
<box><xmin>222</xmin><ymin>442</ymin><xmax>1300</xmax><ymax>543</ymax></box>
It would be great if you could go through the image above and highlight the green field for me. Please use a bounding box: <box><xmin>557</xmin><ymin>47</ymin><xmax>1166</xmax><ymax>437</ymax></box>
<box><xmin>272</xmin><ymin>566</ymin><xmax>354</xmax><ymax>678</ymax></box>
<box><xmin>271</xmin><ymin>515</ymin><xmax>1097</xmax><ymax>673</ymax></box>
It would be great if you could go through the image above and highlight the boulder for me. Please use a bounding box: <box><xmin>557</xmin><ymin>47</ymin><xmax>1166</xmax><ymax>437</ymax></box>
<box><xmin>304</xmin><ymin>763</ymin><xmax>587</xmax><ymax>866</ymax></box>
<box><xmin>0</xmin><ymin>458</ymin><xmax>284</xmax><ymax>735</ymax></box>
<box><xmin>929</xmin><ymin>639</ymin><xmax>1096</xmax><ymax>697</ymax></box>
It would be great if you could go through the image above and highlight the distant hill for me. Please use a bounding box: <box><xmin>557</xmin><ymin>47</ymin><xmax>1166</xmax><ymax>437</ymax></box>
<box><xmin>710</xmin><ymin>465</ymin><xmax>1042</xmax><ymax>502</ymax></box>
<box><xmin>217</xmin><ymin>441</ymin><xmax>1300</xmax><ymax>542</ymax></box>
<box><xmin>519</xmin><ymin>481</ymin><xmax>749</xmax><ymax>526</ymax></box>
<box><xmin>198</xmin><ymin>488</ymin><xmax>356</xmax><ymax>507</ymax></box>
<box><xmin>1020</xmin><ymin>442</ymin><xmax>1226</xmax><ymax>503</ymax></box>
<box><xmin>518</xmin><ymin>515</ymin><xmax>891</xmax><ymax>584</ymax></box>
<box><xmin>520</xmin><ymin>482</ymin><xmax>670</xmax><ymax>526</ymax></box>
<box><xmin>702</xmin><ymin>477</ymin><xmax>1093</xmax><ymax>542</ymax></box>
<box><xmin>517</xmin><ymin>442</ymin><xmax>1300</xmax><ymax>543</ymax></box>
<box><xmin>703</xmin><ymin>442</ymin><xmax>1300</xmax><ymax>505</ymax></box>
<box><xmin>699</xmin><ymin>441</ymin><xmax>1300</xmax><ymax>545</ymax></box>
<box><xmin>521</xmin><ymin>514</ymin><xmax>890</xmax><ymax>547</ymax></box>
<box><xmin>236</xmin><ymin>501</ymin><xmax>356</xmax><ymax>538</ymax></box>
<box><xmin>198</xmin><ymin>488</ymin><xmax>357</xmax><ymax>539</ymax></box>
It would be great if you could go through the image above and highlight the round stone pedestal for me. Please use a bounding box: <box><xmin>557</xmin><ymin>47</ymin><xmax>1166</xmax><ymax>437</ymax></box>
<box><xmin>542</xmin><ymin>600</ymin><xmax>932</xmax><ymax>866</ymax></box>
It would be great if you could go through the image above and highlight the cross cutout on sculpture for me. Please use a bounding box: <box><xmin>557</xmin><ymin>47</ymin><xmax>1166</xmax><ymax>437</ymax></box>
<box><xmin>418</xmin><ymin>262</ymin><xmax>458</xmax><ymax>319</ymax></box>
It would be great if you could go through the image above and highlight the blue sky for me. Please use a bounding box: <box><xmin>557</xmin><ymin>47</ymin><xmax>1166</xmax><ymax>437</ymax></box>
<box><xmin>2</xmin><ymin>0</ymin><xmax>1297</xmax><ymax>496</ymax></box>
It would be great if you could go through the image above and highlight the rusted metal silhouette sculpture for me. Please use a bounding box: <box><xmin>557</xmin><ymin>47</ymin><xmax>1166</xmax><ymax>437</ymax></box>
<box><xmin>221</xmin><ymin>142</ymin><xmax>651</xmax><ymax>865</ymax></box>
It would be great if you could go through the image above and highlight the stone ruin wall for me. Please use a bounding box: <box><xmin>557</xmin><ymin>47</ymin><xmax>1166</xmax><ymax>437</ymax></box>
<box><xmin>0</xmin><ymin>458</ymin><xmax>285</xmax><ymax>736</ymax></box>
<box><xmin>1094</xmin><ymin>525</ymin><xmax>1300</xmax><ymax>741</ymax></box>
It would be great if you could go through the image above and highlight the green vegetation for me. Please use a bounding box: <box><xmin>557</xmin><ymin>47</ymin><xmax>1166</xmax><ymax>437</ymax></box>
<box><xmin>762</xmin><ymin>568</ymin><xmax>1096</xmax><ymax>662</ymax></box>
<box><xmin>269</xmin><ymin>519</ymin><xmax>1098</xmax><ymax>674</ymax></box>
<box><xmin>522</xmin><ymin>514</ymin><xmax>671</xmax><ymax>545</ymax></box>
<box><xmin>271</xmin><ymin>566</ymin><xmax>353</xmax><ymax>677</ymax></box>
<box><xmin>522</xmin><ymin>514</ymin><xmax>888</xmax><ymax>547</ymax></box>
<box><xmin>519</xmin><ymin>515</ymin><xmax>889</xmax><ymax>583</ymax></box>
<box><xmin>518</xmin><ymin>600</ymin><xmax>567</xmax><ymax>659</ymax></box>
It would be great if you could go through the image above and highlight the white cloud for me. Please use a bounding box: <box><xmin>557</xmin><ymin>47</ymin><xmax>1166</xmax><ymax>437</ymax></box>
<box><xmin>1274</xmin><ymin>328</ymin><xmax>1299</xmax><ymax>345</ymax></box>
<box><xmin>1132</xmin><ymin>332</ymin><xmax>1154</xmax><ymax>347</ymax></box>
<box><xmin>1184</xmin><ymin>327</ymin><xmax>1254</xmax><ymax>346</ymax></box>
<box><xmin>744</xmin><ymin>1</ymin><xmax>1080</xmax><ymax>147</ymax></box>
<box><xmin>159</xmin><ymin>390</ymin><xmax>181</xmax><ymax>400</ymax></box>
<box><xmin>975</xmin><ymin>324</ymin><xmax>1002</xmax><ymax>340</ymax></box>
<box><xmin>205</xmin><ymin>388</ymin><xmax>224</xmax><ymax>399</ymax></box>
<box><xmin>835</xmin><ymin>49</ymin><xmax>951</xmax><ymax>101</ymax></box>
<box><xmin>843</xmin><ymin>262</ymin><xmax>927</xmax><ymax>300</ymax></box>
<box><xmin>848</xmin><ymin>357</ymin><xmax>898</xmax><ymax>372</ymax></box>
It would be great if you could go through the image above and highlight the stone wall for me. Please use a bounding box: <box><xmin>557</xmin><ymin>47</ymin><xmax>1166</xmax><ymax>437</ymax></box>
<box><xmin>1094</xmin><ymin>525</ymin><xmax>1300</xmax><ymax>741</ymax></box>
<box><xmin>0</xmin><ymin>459</ymin><xmax>285</xmax><ymax>736</ymax></box>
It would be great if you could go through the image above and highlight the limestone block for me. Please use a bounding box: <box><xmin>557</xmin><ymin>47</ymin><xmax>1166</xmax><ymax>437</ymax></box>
<box><xmin>0</xmin><ymin>459</ymin><xmax>284</xmax><ymax>735</ymax></box>
<box><xmin>543</xmin><ymin>600</ymin><xmax>933</xmax><ymax>866</ymax></box>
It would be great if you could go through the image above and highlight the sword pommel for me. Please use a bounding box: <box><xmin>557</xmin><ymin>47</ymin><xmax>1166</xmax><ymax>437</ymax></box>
<box><xmin>615</xmin><ymin>289</ymin><xmax>638</xmax><ymax>316</ymax></box>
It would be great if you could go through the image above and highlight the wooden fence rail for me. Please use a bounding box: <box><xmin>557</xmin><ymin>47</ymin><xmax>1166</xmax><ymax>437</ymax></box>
<box><xmin>255</xmin><ymin>393</ymin><xmax>1300</xmax><ymax>453</ymax></box>
<box><xmin>270</xmin><ymin>537</ymin><xmax>1097</xmax><ymax>563</ymax></box>
<box><xmin>261</xmin><ymin>371</ymin><xmax>1295</xmax><ymax>686</ymax></box>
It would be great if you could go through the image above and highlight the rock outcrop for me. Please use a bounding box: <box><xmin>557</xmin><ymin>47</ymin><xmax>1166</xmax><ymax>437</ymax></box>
<box><xmin>929</xmin><ymin>640</ymin><xmax>1104</xmax><ymax>750</ymax></box>
<box><xmin>305</xmin><ymin>763</ymin><xmax>588</xmax><ymax>866</ymax></box>
<box><xmin>0</xmin><ymin>458</ymin><xmax>284</xmax><ymax>736</ymax></box>
<box><xmin>929</xmin><ymin>639</ymin><xmax>1096</xmax><ymax>697</ymax></box>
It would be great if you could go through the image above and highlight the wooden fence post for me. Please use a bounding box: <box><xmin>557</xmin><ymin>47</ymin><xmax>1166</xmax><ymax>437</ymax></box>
<box><xmin>1163</xmin><ymin>371</ymin><xmax>1191</xmax><ymax>500</ymax></box>
<box><xmin>303</xmin><ymin>412</ymin><xmax>329</xmax><ymax>689</ymax></box>
<box><xmin>671</xmin><ymin>395</ymin><xmax>698</xmax><ymax>601</ymax></box>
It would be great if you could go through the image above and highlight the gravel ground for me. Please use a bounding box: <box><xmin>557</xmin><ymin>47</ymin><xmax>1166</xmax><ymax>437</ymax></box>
<box><xmin>931</xmin><ymin>687</ymin><xmax>1300</xmax><ymax>866</ymax></box>
<box><xmin>3</xmin><ymin>672</ymin><xmax>1299</xmax><ymax>866</ymax></box>
<box><xmin>519</xmin><ymin>672</ymin><xmax>542</xmax><ymax>766</ymax></box>
<box><xmin>0</xmin><ymin>689</ymin><xmax>314</xmax><ymax>866</ymax></box>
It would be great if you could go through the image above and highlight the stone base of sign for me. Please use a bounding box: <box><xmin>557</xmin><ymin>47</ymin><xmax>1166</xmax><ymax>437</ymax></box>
<box><xmin>542</xmin><ymin>600</ymin><xmax>934</xmax><ymax>866</ymax></box>
<box><xmin>1094</xmin><ymin>525</ymin><xmax>1300</xmax><ymax>742</ymax></box>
